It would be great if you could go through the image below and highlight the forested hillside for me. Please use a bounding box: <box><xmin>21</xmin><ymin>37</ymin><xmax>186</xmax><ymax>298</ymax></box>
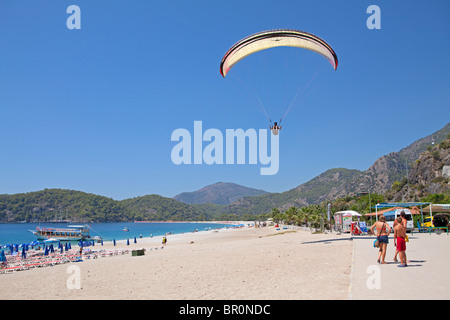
<box><xmin>0</xmin><ymin>189</ymin><xmax>133</xmax><ymax>222</ymax></box>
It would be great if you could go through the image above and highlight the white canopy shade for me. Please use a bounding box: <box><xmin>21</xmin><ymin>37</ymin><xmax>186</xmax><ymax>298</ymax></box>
<box><xmin>334</xmin><ymin>210</ymin><xmax>362</xmax><ymax>217</ymax></box>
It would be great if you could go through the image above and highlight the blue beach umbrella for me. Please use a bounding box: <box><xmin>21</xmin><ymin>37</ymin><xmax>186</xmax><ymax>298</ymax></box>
<box><xmin>44</xmin><ymin>246</ymin><xmax>49</xmax><ymax>256</ymax></box>
<box><xmin>113</xmin><ymin>239</ymin><xmax>116</xmax><ymax>246</ymax></box>
<box><xmin>50</xmin><ymin>244</ymin><xmax>54</xmax><ymax>253</ymax></box>
<box><xmin>101</xmin><ymin>239</ymin><xmax>103</xmax><ymax>246</ymax></box>
<box><xmin>1</xmin><ymin>250</ymin><xmax>7</xmax><ymax>262</ymax></box>
<box><xmin>65</xmin><ymin>243</ymin><xmax>69</xmax><ymax>251</ymax></box>
<box><xmin>127</xmin><ymin>238</ymin><xmax>130</xmax><ymax>246</ymax></box>
<box><xmin>134</xmin><ymin>237</ymin><xmax>137</xmax><ymax>243</ymax></box>
<box><xmin>21</xmin><ymin>246</ymin><xmax>27</xmax><ymax>259</ymax></box>
<box><xmin>29</xmin><ymin>240</ymin><xmax>39</xmax><ymax>247</ymax></box>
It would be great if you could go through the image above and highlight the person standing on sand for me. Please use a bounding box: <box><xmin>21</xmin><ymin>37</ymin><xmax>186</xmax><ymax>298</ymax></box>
<box><xmin>370</xmin><ymin>215</ymin><xmax>391</xmax><ymax>264</ymax></box>
<box><xmin>393</xmin><ymin>211</ymin><xmax>407</xmax><ymax>262</ymax></box>
<box><xmin>394</xmin><ymin>216</ymin><xmax>407</xmax><ymax>267</ymax></box>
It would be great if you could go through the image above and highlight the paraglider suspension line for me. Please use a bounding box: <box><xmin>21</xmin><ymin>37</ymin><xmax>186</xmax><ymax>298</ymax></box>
<box><xmin>279</xmin><ymin>68</ymin><xmax>322</xmax><ymax>123</ymax></box>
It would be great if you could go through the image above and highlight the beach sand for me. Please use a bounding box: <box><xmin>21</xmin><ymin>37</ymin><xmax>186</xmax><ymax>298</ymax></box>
<box><xmin>0</xmin><ymin>226</ymin><xmax>353</xmax><ymax>300</ymax></box>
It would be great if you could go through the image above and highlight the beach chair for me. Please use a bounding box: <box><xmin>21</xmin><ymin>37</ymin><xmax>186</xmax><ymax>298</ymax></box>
<box><xmin>2</xmin><ymin>265</ymin><xmax>27</xmax><ymax>273</ymax></box>
<box><xmin>351</xmin><ymin>222</ymin><xmax>362</xmax><ymax>235</ymax></box>
<box><xmin>417</xmin><ymin>221</ymin><xmax>428</xmax><ymax>233</ymax></box>
<box><xmin>359</xmin><ymin>221</ymin><xmax>369</xmax><ymax>234</ymax></box>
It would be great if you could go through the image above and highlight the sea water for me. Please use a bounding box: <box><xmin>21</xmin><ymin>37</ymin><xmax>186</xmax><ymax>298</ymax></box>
<box><xmin>0</xmin><ymin>222</ymin><xmax>231</xmax><ymax>246</ymax></box>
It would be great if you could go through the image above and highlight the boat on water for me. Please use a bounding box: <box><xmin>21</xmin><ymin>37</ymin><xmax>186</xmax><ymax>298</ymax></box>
<box><xmin>30</xmin><ymin>225</ymin><xmax>92</xmax><ymax>241</ymax></box>
<box><xmin>123</xmin><ymin>227</ymin><xmax>129</xmax><ymax>232</ymax></box>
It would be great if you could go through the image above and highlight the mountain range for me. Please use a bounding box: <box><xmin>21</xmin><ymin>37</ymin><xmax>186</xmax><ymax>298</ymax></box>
<box><xmin>173</xmin><ymin>182</ymin><xmax>268</xmax><ymax>205</ymax></box>
<box><xmin>217</xmin><ymin>122</ymin><xmax>450</xmax><ymax>215</ymax></box>
<box><xmin>0</xmin><ymin>123</ymin><xmax>448</xmax><ymax>222</ymax></box>
<box><xmin>175</xmin><ymin>122</ymin><xmax>450</xmax><ymax>213</ymax></box>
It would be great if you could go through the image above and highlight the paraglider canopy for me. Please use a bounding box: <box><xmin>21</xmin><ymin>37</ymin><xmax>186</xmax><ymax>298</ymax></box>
<box><xmin>220</xmin><ymin>29</ymin><xmax>338</xmax><ymax>77</ymax></box>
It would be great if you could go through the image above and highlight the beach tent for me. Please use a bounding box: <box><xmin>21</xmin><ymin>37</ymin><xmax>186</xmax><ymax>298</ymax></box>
<box><xmin>422</xmin><ymin>204</ymin><xmax>450</xmax><ymax>214</ymax></box>
<box><xmin>335</xmin><ymin>210</ymin><xmax>362</xmax><ymax>217</ymax></box>
<box><xmin>370</xmin><ymin>202</ymin><xmax>431</xmax><ymax>224</ymax></box>
<box><xmin>334</xmin><ymin>211</ymin><xmax>362</xmax><ymax>233</ymax></box>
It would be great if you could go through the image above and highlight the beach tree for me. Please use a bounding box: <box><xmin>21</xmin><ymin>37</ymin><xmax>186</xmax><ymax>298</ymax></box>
<box><xmin>296</xmin><ymin>207</ymin><xmax>309</xmax><ymax>226</ymax></box>
<box><xmin>270</xmin><ymin>207</ymin><xmax>282</xmax><ymax>223</ymax></box>
<box><xmin>308</xmin><ymin>213</ymin><xmax>322</xmax><ymax>231</ymax></box>
<box><xmin>284</xmin><ymin>206</ymin><xmax>298</xmax><ymax>225</ymax></box>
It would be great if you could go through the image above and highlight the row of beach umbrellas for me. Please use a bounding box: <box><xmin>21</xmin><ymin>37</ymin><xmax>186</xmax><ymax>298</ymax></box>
<box><xmin>1</xmin><ymin>235</ymin><xmax>142</xmax><ymax>262</ymax></box>
<box><xmin>0</xmin><ymin>238</ymin><xmax>74</xmax><ymax>261</ymax></box>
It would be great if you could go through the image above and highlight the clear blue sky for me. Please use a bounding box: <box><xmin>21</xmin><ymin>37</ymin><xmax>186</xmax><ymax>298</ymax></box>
<box><xmin>0</xmin><ymin>0</ymin><xmax>449</xmax><ymax>200</ymax></box>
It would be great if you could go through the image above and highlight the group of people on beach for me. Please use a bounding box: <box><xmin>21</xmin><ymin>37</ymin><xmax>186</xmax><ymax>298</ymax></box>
<box><xmin>370</xmin><ymin>211</ymin><xmax>408</xmax><ymax>267</ymax></box>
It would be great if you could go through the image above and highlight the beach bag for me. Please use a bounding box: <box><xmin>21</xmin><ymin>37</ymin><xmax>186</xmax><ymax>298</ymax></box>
<box><xmin>405</xmin><ymin>234</ymin><xmax>409</xmax><ymax>242</ymax></box>
<box><xmin>373</xmin><ymin>239</ymin><xmax>380</xmax><ymax>248</ymax></box>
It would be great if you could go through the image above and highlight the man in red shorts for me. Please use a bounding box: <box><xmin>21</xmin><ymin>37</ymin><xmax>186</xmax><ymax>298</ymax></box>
<box><xmin>394</xmin><ymin>216</ymin><xmax>407</xmax><ymax>267</ymax></box>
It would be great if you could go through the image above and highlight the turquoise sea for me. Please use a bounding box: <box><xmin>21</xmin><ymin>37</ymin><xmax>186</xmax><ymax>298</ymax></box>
<box><xmin>0</xmin><ymin>222</ymin><xmax>231</xmax><ymax>246</ymax></box>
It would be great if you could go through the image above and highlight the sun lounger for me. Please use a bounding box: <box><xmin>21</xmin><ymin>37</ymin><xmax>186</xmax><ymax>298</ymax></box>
<box><xmin>359</xmin><ymin>221</ymin><xmax>369</xmax><ymax>234</ymax></box>
<box><xmin>24</xmin><ymin>261</ymin><xmax>48</xmax><ymax>268</ymax></box>
<box><xmin>1</xmin><ymin>265</ymin><xmax>28</xmax><ymax>273</ymax></box>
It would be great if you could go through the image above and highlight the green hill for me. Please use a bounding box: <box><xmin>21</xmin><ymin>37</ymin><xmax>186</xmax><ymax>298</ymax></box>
<box><xmin>0</xmin><ymin>189</ymin><xmax>132</xmax><ymax>223</ymax></box>
<box><xmin>120</xmin><ymin>194</ymin><xmax>211</xmax><ymax>221</ymax></box>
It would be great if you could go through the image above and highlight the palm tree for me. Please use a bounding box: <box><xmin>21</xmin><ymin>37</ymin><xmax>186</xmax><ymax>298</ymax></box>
<box><xmin>270</xmin><ymin>208</ymin><xmax>281</xmax><ymax>223</ymax></box>
<box><xmin>297</xmin><ymin>207</ymin><xmax>309</xmax><ymax>227</ymax></box>
<box><xmin>284</xmin><ymin>206</ymin><xmax>298</xmax><ymax>225</ymax></box>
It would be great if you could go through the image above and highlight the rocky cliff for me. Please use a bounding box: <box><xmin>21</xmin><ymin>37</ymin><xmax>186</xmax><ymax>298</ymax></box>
<box><xmin>389</xmin><ymin>136</ymin><xmax>450</xmax><ymax>201</ymax></box>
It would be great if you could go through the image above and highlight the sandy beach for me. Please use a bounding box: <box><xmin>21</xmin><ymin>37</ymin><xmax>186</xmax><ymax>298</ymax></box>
<box><xmin>0</xmin><ymin>225</ymin><xmax>353</xmax><ymax>300</ymax></box>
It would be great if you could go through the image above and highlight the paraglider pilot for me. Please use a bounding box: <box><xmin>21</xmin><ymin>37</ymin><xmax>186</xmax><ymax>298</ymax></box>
<box><xmin>270</xmin><ymin>122</ymin><xmax>281</xmax><ymax>135</ymax></box>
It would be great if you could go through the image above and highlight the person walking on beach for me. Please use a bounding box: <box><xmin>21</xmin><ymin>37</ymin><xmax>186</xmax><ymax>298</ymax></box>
<box><xmin>394</xmin><ymin>216</ymin><xmax>407</xmax><ymax>267</ymax></box>
<box><xmin>393</xmin><ymin>211</ymin><xmax>407</xmax><ymax>262</ymax></box>
<box><xmin>162</xmin><ymin>236</ymin><xmax>167</xmax><ymax>246</ymax></box>
<box><xmin>370</xmin><ymin>215</ymin><xmax>391</xmax><ymax>264</ymax></box>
